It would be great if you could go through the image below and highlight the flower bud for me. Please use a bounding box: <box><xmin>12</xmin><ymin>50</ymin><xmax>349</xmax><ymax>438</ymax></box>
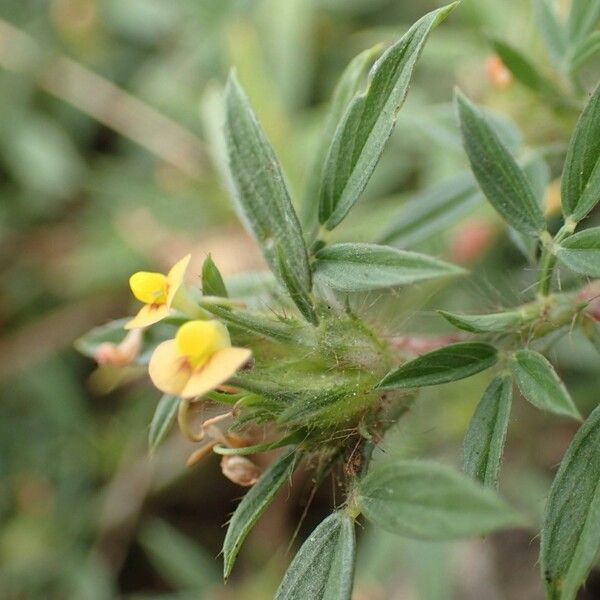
<box><xmin>486</xmin><ymin>55</ymin><xmax>512</xmax><ymax>89</ymax></box>
<box><xmin>220</xmin><ymin>455</ymin><xmax>261</xmax><ymax>487</ymax></box>
<box><xmin>94</xmin><ymin>329</ymin><xmax>143</xmax><ymax>367</ymax></box>
<box><xmin>450</xmin><ymin>220</ymin><xmax>495</xmax><ymax>264</ymax></box>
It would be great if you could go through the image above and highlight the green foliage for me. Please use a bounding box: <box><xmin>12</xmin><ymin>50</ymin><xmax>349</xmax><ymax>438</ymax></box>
<box><xmin>224</xmin><ymin>73</ymin><xmax>315</xmax><ymax>322</ymax></box>
<box><xmin>16</xmin><ymin>0</ymin><xmax>599</xmax><ymax>596</ymax></box>
<box><xmin>463</xmin><ymin>376</ymin><xmax>512</xmax><ymax>488</ymax></box>
<box><xmin>313</xmin><ymin>243</ymin><xmax>465</xmax><ymax>292</ymax></box>
<box><xmin>555</xmin><ymin>227</ymin><xmax>600</xmax><ymax>277</ymax></box>
<box><xmin>560</xmin><ymin>82</ymin><xmax>600</xmax><ymax>222</ymax></box>
<box><xmin>541</xmin><ymin>404</ymin><xmax>600</xmax><ymax>600</ymax></box>
<box><xmin>302</xmin><ymin>44</ymin><xmax>383</xmax><ymax>235</ymax></box>
<box><xmin>148</xmin><ymin>394</ymin><xmax>179</xmax><ymax>453</ymax></box>
<box><xmin>317</xmin><ymin>3</ymin><xmax>459</xmax><ymax>230</ymax></box>
<box><xmin>491</xmin><ymin>38</ymin><xmax>564</xmax><ymax>101</ymax></box>
<box><xmin>356</xmin><ymin>460</ymin><xmax>521</xmax><ymax>539</ymax></box>
<box><xmin>275</xmin><ymin>512</ymin><xmax>356</xmax><ymax>600</ymax></box>
<box><xmin>510</xmin><ymin>349</ymin><xmax>581</xmax><ymax>420</ymax></box>
<box><xmin>223</xmin><ymin>450</ymin><xmax>299</xmax><ymax>579</ymax></box>
<box><xmin>439</xmin><ymin>310</ymin><xmax>527</xmax><ymax>333</ymax></box>
<box><xmin>378</xmin><ymin>172</ymin><xmax>481</xmax><ymax>247</ymax></box>
<box><xmin>201</xmin><ymin>254</ymin><xmax>228</xmax><ymax>297</ymax></box>
<box><xmin>377</xmin><ymin>342</ymin><xmax>498</xmax><ymax>390</ymax></box>
<box><xmin>455</xmin><ymin>89</ymin><xmax>546</xmax><ymax>237</ymax></box>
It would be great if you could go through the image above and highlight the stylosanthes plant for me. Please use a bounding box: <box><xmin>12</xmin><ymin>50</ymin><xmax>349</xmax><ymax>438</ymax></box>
<box><xmin>75</xmin><ymin>3</ymin><xmax>600</xmax><ymax>598</ymax></box>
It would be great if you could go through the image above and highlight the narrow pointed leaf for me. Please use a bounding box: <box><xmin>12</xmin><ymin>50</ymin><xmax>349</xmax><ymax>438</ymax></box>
<box><xmin>541</xmin><ymin>404</ymin><xmax>600</xmax><ymax>599</ymax></box>
<box><xmin>201</xmin><ymin>254</ymin><xmax>228</xmax><ymax>297</ymax></box>
<box><xmin>148</xmin><ymin>394</ymin><xmax>179</xmax><ymax>454</ymax></box>
<box><xmin>275</xmin><ymin>511</ymin><xmax>356</xmax><ymax>600</ymax></box>
<box><xmin>464</xmin><ymin>376</ymin><xmax>513</xmax><ymax>488</ymax></box>
<box><xmin>378</xmin><ymin>172</ymin><xmax>482</xmax><ymax>247</ymax></box>
<box><xmin>202</xmin><ymin>303</ymin><xmax>313</xmax><ymax>345</ymax></box>
<box><xmin>377</xmin><ymin>342</ymin><xmax>498</xmax><ymax>390</ymax></box>
<box><xmin>223</xmin><ymin>450</ymin><xmax>298</xmax><ymax>578</ymax></box>
<box><xmin>556</xmin><ymin>227</ymin><xmax>600</xmax><ymax>277</ymax></box>
<box><xmin>224</xmin><ymin>74</ymin><xmax>315</xmax><ymax>321</ymax></box>
<box><xmin>491</xmin><ymin>39</ymin><xmax>565</xmax><ymax>100</ymax></box>
<box><xmin>568</xmin><ymin>0</ymin><xmax>600</xmax><ymax>42</ymax></box>
<box><xmin>560</xmin><ymin>82</ymin><xmax>600</xmax><ymax>222</ymax></box>
<box><xmin>313</xmin><ymin>243</ymin><xmax>465</xmax><ymax>292</ymax></box>
<box><xmin>569</xmin><ymin>31</ymin><xmax>600</xmax><ymax>71</ymax></box>
<box><xmin>302</xmin><ymin>44</ymin><xmax>383</xmax><ymax>235</ymax></box>
<box><xmin>276</xmin><ymin>247</ymin><xmax>318</xmax><ymax>324</ymax></box>
<box><xmin>455</xmin><ymin>89</ymin><xmax>546</xmax><ymax>237</ymax></box>
<box><xmin>356</xmin><ymin>460</ymin><xmax>521</xmax><ymax>539</ymax></box>
<box><xmin>318</xmin><ymin>3</ymin><xmax>459</xmax><ymax>229</ymax></box>
<box><xmin>510</xmin><ymin>349</ymin><xmax>581</xmax><ymax>420</ymax></box>
<box><xmin>535</xmin><ymin>0</ymin><xmax>567</xmax><ymax>65</ymax></box>
<box><xmin>439</xmin><ymin>310</ymin><xmax>526</xmax><ymax>333</ymax></box>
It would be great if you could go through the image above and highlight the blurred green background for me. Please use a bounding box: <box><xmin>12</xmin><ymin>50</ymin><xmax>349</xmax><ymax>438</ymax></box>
<box><xmin>1</xmin><ymin>0</ymin><xmax>599</xmax><ymax>598</ymax></box>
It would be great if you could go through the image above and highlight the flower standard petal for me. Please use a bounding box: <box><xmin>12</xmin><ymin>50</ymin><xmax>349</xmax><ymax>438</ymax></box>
<box><xmin>180</xmin><ymin>347</ymin><xmax>251</xmax><ymax>399</ymax></box>
<box><xmin>125</xmin><ymin>303</ymin><xmax>170</xmax><ymax>330</ymax></box>
<box><xmin>167</xmin><ymin>254</ymin><xmax>191</xmax><ymax>307</ymax></box>
<box><xmin>149</xmin><ymin>340</ymin><xmax>192</xmax><ymax>395</ymax></box>
<box><xmin>129</xmin><ymin>272</ymin><xmax>168</xmax><ymax>304</ymax></box>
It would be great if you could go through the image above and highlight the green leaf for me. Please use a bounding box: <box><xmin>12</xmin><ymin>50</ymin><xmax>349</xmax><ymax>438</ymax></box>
<box><xmin>318</xmin><ymin>3</ymin><xmax>459</xmax><ymax>230</ymax></box>
<box><xmin>223</xmin><ymin>450</ymin><xmax>298</xmax><ymax>578</ymax></box>
<box><xmin>148</xmin><ymin>395</ymin><xmax>179</xmax><ymax>454</ymax></box>
<box><xmin>455</xmin><ymin>89</ymin><xmax>546</xmax><ymax>237</ymax></box>
<box><xmin>201</xmin><ymin>254</ymin><xmax>228</xmax><ymax>297</ymax></box>
<box><xmin>274</xmin><ymin>511</ymin><xmax>356</xmax><ymax>600</ymax></box>
<box><xmin>568</xmin><ymin>31</ymin><xmax>600</xmax><ymax>71</ymax></box>
<box><xmin>439</xmin><ymin>309</ymin><xmax>526</xmax><ymax>333</ymax></box>
<box><xmin>492</xmin><ymin>38</ymin><xmax>565</xmax><ymax>101</ymax></box>
<box><xmin>224</xmin><ymin>73</ymin><xmax>315</xmax><ymax>321</ymax></box>
<box><xmin>356</xmin><ymin>460</ymin><xmax>521</xmax><ymax>539</ymax></box>
<box><xmin>201</xmin><ymin>303</ymin><xmax>314</xmax><ymax>346</ymax></box>
<box><xmin>568</xmin><ymin>0</ymin><xmax>600</xmax><ymax>42</ymax></box>
<box><xmin>276</xmin><ymin>246</ymin><xmax>318</xmax><ymax>324</ymax></box>
<box><xmin>378</xmin><ymin>172</ymin><xmax>482</xmax><ymax>247</ymax></box>
<box><xmin>302</xmin><ymin>45</ymin><xmax>383</xmax><ymax>236</ymax></box>
<box><xmin>541</xmin><ymin>403</ymin><xmax>600</xmax><ymax>599</ymax></box>
<box><xmin>313</xmin><ymin>243</ymin><xmax>465</xmax><ymax>292</ymax></box>
<box><xmin>534</xmin><ymin>0</ymin><xmax>567</xmax><ymax>65</ymax></box>
<box><xmin>510</xmin><ymin>349</ymin><xmax>581</xmax><ymax>420</ymax></box>
<box><xmin>560</xmin><ymin>82</ymin><xmax>600</xmax><ymax>222</ymax></box>
<box><xmin>556</xmin><ymin>226</ymin><xmax>600</xmax><ymax>277</ymax></box>
<box><xmin>377</xmin><ymin>342</ymin><xmax>498</xmax><ymax>390</ymax></box>
<box><xmin>463</xmin><ymin>376</ymin><xmax>513</xmax><ymax>488</ymax></box>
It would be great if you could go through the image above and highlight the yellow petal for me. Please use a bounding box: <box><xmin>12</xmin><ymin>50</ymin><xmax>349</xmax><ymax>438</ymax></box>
<box><xmin>175</xmin><ymin>320</ymin><xmax>231</xmax><ymax>367</ymax></box>
<box><xmin>148</xmin><ymin>340</ymin><xmax>191</xmax><ymax>395</ymax></box>
<box><xmin>129</xmin><ymin>272</ymin><xmax>168</xmax><ymax>304</ymax></box>
<box><xmin>166</xmin><ymin>254</ymin><xmax>191</xmax><ymax>307</ymax></box>
<box><xmin>125</xmin><ymin>303</ymin><xmax>170</xmax><ymax>330</ymax></box>
<box><xmin>180</xmin><ymin>347</ymin><xmax>251</xmax><ymax>399</ymax></box>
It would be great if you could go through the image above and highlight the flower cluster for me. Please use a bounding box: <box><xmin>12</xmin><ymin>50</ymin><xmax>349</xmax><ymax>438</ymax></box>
<box><xmin>110</xmin><ymin>255</ymin><xmax>253</xmax><ymax>472</ymax></box>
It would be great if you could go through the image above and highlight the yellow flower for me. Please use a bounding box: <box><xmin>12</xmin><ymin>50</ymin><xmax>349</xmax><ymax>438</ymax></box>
<box><xmin>149</xmin><ymin>320</ymin><xmax>251</xmax><ymax>399</ymax></box>
<box><xmin>126</xmin><ymin>254</ymin><xmax>191</xmax><ymax>329</ymax></box>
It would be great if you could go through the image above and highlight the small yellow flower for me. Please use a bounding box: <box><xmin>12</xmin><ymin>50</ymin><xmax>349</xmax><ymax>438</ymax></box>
<box><xmin>148</xmin><ymin>320</ymin><xmax>251</xmax><ymax>399</ymax></box>
<box><xmin>126</xmin><ymin>254</ymin><xmax>191</xmax><ymax>329</ymax></box>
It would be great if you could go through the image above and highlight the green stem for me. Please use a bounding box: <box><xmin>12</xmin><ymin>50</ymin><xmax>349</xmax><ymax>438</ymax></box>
<box><xmin>537</xmin><ymin>223</ymin><xmax>576</xmax><ymax>297</ymax></box>
<box><xmin>537</xmin><ymin>245</ymin><xmax>557</xmax><ymax>297</ymax></box>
